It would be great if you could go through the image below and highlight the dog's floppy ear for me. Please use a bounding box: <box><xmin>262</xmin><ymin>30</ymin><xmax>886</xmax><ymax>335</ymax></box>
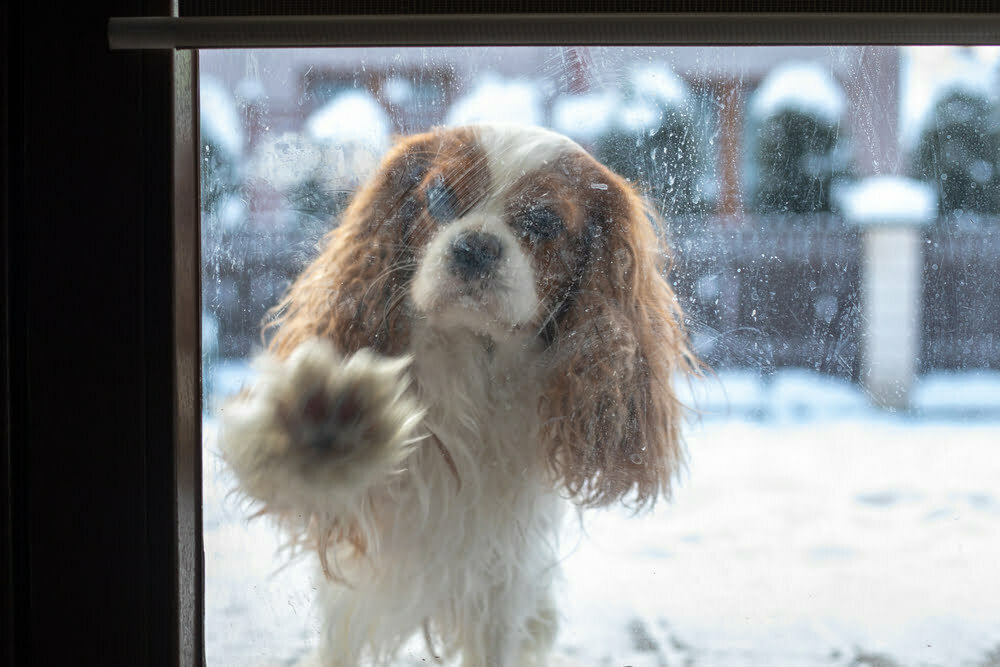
<box><xmin>265</xmin><ymin>134</ymin><xmax>436</xmax><ymax>359</ymax></box>
<box><xmin>540</xmin><ymin>171</ymin><xmax>697</xmax><ymax>508</ymax></box>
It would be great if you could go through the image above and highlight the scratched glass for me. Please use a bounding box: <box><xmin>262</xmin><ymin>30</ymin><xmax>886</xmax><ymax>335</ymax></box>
<box><xmin>201</xmin><ymin>46</ymin><xmax>1000</xmax><ymax>666</ymax></box>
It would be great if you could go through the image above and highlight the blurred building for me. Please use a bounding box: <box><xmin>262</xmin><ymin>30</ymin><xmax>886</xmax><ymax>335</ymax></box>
<box><xmin>201</xmin><ymin>46</ymin><xmax>901</xmax><ymax>215</ymax></box>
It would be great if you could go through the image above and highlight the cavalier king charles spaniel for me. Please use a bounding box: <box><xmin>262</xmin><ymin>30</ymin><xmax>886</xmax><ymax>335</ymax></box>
<box><xmin>218</xmin><ymin>123</ymin><xmax>698</xmax><ymax>666</ymax></box>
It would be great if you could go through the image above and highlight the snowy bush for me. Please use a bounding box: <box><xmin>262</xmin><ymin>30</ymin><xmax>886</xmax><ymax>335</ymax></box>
<box><xmin>242</xmin><ymin>90</ymin><xmax>392</xmax><ymax>235</ymax></box>
<box><xmin>910</xmin><ymin>88</ymin><xmax>1000</xmax><ymax>216</ymax></box>
<box><xmin>298</xmin><ymin>90</ymin><xmax>392</xmax><ymax>224</ymax></box>
<box><xmin>592</xmin><ymin>66</ymin><xmax>711</xmax><ymax>216</ymax></box>
<box><xmin>745</xmin><ymin>62</ymin><xmax>853</xmax><ymax>215</ymax></box>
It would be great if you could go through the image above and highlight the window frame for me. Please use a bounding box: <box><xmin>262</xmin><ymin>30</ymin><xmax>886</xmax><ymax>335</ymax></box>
<box><xmin>6</xmin><ymin>2</ymin><xmax>199</xmax><ymax>666</ymax></box>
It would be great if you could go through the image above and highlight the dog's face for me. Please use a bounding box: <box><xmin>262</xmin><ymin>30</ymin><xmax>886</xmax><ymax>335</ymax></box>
<box><xmin>269</xmin><ymin>123</ymin><xmax>696</xmax><ymax>507</ymax></box>
<box><xmin>404</xmin><ymin>124</ymin><xmax>611</xmax><ymax>339</ymax></box>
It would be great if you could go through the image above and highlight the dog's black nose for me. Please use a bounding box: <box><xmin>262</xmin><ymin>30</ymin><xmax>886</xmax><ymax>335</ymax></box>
<box><xmin>450</xmin><ymin>231</ymin><xmax>503</xmax><ymax>281</ymax></box>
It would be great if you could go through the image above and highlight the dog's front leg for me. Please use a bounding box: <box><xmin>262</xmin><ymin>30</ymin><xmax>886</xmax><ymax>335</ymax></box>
<box><xmin>458</xmin><ymin>585</ymin><xmax>559</xmax><ymax>667</ymax></box>
<box><xmin>217</xmin><ymin>339</ymin><xmax>425</xmax><ymax>521</ymax></box>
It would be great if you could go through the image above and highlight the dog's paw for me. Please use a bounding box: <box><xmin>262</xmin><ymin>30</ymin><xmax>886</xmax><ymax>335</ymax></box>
<box><xmin>273</xmin><ymin>343</ymin><xmax>418</xmax><ymax>462</ymax></box>
<box><xmin>217</xmin><ymin>339</ymin><xmax>424</xmax><ymax>511</ymax></box>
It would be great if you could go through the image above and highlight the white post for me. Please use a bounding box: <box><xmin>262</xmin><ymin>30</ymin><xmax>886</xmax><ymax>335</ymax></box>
<box><xmin>841</xmin><ymin>176</ymin><xmax>936</xmax><ymax>410</ymax></box>
<box><xmin>860</xmin><ymin>225</ymin><xmax>923</xmax><ymax>408</ymax></box>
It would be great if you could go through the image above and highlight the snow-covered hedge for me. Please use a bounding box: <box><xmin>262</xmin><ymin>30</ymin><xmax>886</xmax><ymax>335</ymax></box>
<box><xmin>250</xmin><ymin>90</ymin><xmax>392</xmax><ymax>229</ymax></box>
<box><xmin>910</xmin><ymin>88</ymin><xmax>1000</xmax><ymax>216</ymax></box>
<box><xmin>744</xmin><ymin>62</ymin><xmax>853</xmax><ymax>215</ymax></box>
<box><xmin>554</xmin><ymin>65</ymin><xmax>713</xmax><ymax>217</ymax></box>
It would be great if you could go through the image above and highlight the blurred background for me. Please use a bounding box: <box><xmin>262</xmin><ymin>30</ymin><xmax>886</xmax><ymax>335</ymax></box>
<box><xmin>200</xmin><ymin>47</ymin><xmax>1000</xmax><ymax>666</ymax></box>
<box><xmin>200</xmin><ymin>46</ymin><xmax>1000</xmax><ymax>405</ymax></box>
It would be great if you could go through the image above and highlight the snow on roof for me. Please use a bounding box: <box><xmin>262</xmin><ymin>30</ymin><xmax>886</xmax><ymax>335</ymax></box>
<box><xmin>900</xmin><ymin>46</ymin><xmax>1000</xmax><ymax>151</ymax></box>
<box><xmin>748</xmin><ymin>61</ymin><xmax>847</xmax><ymax>124</ymax></box>
<box><xmin>305</xmin><ymin>90</ymin><xmax>391</xmax><ymax>152</ymax></box>
<box><xmin>838</xmin><ymin>175</ymin><xmax>937</xmax><ymax>226</ymax></box>
<box><xmin>199</xmin><ymin>76</ymin><xmax>243</xmax><ymax>157</ymax></box>
<box><xmin>445</xmin><ymin>75</ymin><xmax>544</xmax><ymax>127</ymax></box>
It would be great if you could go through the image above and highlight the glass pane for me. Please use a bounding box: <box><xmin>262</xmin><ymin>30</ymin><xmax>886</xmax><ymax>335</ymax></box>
<box><xmin>200</xmin><ymin>46</ymin><xmax>1000</xmax><ymax>666</ymax></box>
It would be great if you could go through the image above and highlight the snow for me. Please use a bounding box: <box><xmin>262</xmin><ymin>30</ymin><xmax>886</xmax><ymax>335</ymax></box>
<box><xmin>249</xmin><ymin>131</ymin><xmax>325</xmax><ymax>192</ymax></box>
<box><xmin>561</xmin><ymin>416</ymin><xmax>1000</xmax><ymax>667</ymax></box>
<box><xmin>912</xmin><ymin>370</ymin><xmax>1000</xmax><ymax>417</ymax></box>
<box><xmin>678</xmin><ymin>369</ymin><xmax>872</xmax><ymax>423</ymax></box>
<box><xmin>200</xmin><ymin>75</ymin><xmax>244</xmax><ymax>157</ymax></box>
<box><xmin>837</xmin><ymin>175</ymin><xmax>937</xmax><ymax>226</ymax></box>
<box><xmin>445</xmin><ymin>75</ymin><xmax>545</xmax><ymax>127</ymax></box>
<box><xmin>214</xmin><ymin>195</ymin><xmax>248</xmax><ymax>230</ymax></box>
<box><xmin>381</xmin><ymin>77</ymin><xmax>414</xmax><ymax>105</ymax></box>
<box><xmin>553</xmin><ymin>64</ymin><xmax>693</xmax><ymax>140</ymax></box>
<box><xmin>617</xmin><ymin>100</ymin><xmax>662</xmax><ymax>134</ymax></box>
<box><xmin>628</xmin><ymin>64</ymin><xmax>689</xmax><ymax>109</ymax></box>
<box><xmin>203</xmin><ymin>367</ymin><xmax>1000</xmax><ymax>667</ymax></box>
<box><xmin>305</xmin><ymin>90</ymin><xmax>391</xmax><ymax>153</ymax></box>
<box><xmin>235</xmin><ymin>77</ymin><xmax>266</xmax><ymax>104</ymax></box>
<box><xmin>748</xmin><ymin>61</ymin><xmax>847</xmax><ymax>124</ymax></box>
<box><xmin>551</xmin><ymin>90</ymin><xmax>622</xmax><ymax>143</ymax></box>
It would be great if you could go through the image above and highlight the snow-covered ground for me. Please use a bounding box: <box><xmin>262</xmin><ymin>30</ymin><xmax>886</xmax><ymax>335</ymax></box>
<box><xmin>203</xmin><ymin>368</ymin><xmax>1000</xmax><ymax>667</ymax></box>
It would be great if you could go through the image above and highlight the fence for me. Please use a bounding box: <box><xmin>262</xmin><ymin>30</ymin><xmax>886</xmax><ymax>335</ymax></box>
<box><xmin>670</xmin><ymin>214</ymin><xmax>862</xmax><ymax>378</ymax></box>
<box><xmin>203</xmin><ymin>212</ymin><xmax>1000</xmax><ymax>374</ymax></box>
<box><xmin>921</xmin><ymin>217</ymin><xmax>1000</xmax><ymax>372</ymax></box>
<box><xmin>202</xmin><ymin>215</ymin><xmax>320</xmax><ymax>358</ymax></box>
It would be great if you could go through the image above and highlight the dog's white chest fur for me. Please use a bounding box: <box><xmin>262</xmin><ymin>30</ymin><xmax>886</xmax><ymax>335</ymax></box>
<box><xmin>319</xmin><ymin>329</ymin><xmax>563</xmax><ymax>664</ymax></box>
<box><xmin>413</xmin><ymin>326</ymin><xmax>545</xmax><ymax>471</ymax></box>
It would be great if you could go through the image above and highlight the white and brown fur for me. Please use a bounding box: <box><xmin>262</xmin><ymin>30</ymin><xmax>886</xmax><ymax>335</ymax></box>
<box><xmin>218</xmin><ymin>123</ymin><xmax>698</xmax><ymax>666</ymax></box>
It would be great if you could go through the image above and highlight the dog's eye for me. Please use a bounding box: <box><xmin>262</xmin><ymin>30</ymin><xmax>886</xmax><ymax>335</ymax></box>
<box><xmin>516</xmin><ymin>205</ymin><xmax>564</xmax><ymax>242</ymax></box>
<box><xmin>426</xmin><ymin>175</ymin><xmax>459</xmax><ymax>223</ymax></box>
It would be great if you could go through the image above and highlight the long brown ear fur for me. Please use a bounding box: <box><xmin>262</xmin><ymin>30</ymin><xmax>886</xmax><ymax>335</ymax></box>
<box><xmin>264</xmin><ymin>135</ymin><xmax>434</xmax><ymax>360</ymax></box>
<box><xmin>540</xmin><ymin>173</ymin><xmax>699</xmax><ymax>509</ymax></box>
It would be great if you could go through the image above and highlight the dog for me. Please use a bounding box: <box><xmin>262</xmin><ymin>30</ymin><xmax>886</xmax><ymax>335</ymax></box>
<box><xmin>218</xmin><ymin>123</ymin><xmax>697</xmax><ymax>666</ymax></box>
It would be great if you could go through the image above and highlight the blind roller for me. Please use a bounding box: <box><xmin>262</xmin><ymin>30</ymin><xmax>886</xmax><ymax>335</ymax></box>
<box><xmin>108</xmin><ymin>13</ymin><xmax>1000</xmax><ymax>50</ymax></box>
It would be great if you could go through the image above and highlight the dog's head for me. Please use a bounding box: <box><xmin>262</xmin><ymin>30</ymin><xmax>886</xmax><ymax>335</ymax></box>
<box><xmin>269</xmin><ymin>123</ymin><xmax>697</xmax><ymax>507</ymax></box>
